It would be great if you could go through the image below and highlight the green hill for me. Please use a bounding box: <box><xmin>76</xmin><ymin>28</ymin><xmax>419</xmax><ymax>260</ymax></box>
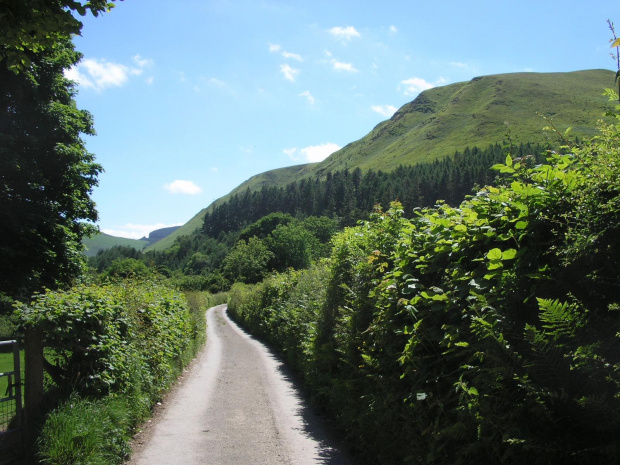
<box><xmin>147</xmin><ymin>69</ymin><xmax>615</xmax><ymax>252</ymax></box>
<box><xmin>147</xmin><ymin>164</ymin><xmax>312</xmax><ymax>251</ymax></box>
<box><xmin>83</xmin><ymin>233</ymin><xmax>149</xmax><ymax>257</ymax></box>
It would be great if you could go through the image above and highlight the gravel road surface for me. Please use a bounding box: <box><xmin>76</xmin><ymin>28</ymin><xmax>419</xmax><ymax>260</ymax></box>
<box><xmin>127</xmin><ymin>304</ymin><xmax>354</xmax><ymax>465</ymax></box>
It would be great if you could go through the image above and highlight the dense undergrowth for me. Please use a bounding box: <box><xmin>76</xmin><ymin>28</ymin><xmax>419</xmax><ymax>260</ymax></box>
<box><xmin>14</xmin><ymin>281</ymin><xmax>225</xmax><ymax>464</ymax></box>
<box><xmin>228</xmin><ymin>95</ymin><xmax>620</xmax><ymax>464</ymax></box>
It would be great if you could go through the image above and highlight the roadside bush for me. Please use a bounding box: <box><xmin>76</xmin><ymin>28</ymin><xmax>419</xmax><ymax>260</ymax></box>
<box><xmin>228</xmin><ymin>263</ymin><xmax>329</xmax><ymax>373</ymax></box>
<box><xmin>15</xmin><ymin>281</ymin><xmax>209</xmax><ymax>464</ymax></box>
<box><xmin>16</xmin><ymin>281</ymin><xmax>193</xmax><ymax>397</ymax></box>
<box><xmin>101</xmin><ymin>258</ymin><xmax>151</xmax><ymax>281</ymax></box>
<box><xmin>229</xmin><ymin>100</ymin><xmax>620</xmax><ymax>464</ymax></box>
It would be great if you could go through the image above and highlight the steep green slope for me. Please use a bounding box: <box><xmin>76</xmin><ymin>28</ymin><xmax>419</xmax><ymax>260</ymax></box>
<box><xmin>317</xmin><ymin>69</ymin><xmax>612</xmax><ymax>173</ymax></box>
<box><xmin>83</xmin><ymin>233</ymin><xmax>148</xmax><ymax>257</ymax></box>
<box><xmin>147</xmin><ymin>164</ymin><xmax>312</xmax><ymax>252</ymax></box>
<box><xmin>148</xmin><ymin>69</ymin><xmax>615</xmax><ymax>252</ymax></box>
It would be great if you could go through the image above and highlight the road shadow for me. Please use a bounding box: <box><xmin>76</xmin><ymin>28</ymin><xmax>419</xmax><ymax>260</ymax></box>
<box><xmin>223</xmin><ymin>307</ymin><xmax>358</xmax><ymax>465</ymax></box>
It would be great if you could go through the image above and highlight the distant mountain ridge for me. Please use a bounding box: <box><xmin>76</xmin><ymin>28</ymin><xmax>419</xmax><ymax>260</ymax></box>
<box><xmin>148</xmin><ymin>69</ymin><xmax>615</xmax><ymax>252</ymax></box>
<box><xmin>84</xmin><ymin>226</ymin><xmax>181</xmax><ymax>256</ymax></box>
<box><xmin>140</xmin><ymin>226</ymin><xmax>181</xmax><ymax>244</ymax></box>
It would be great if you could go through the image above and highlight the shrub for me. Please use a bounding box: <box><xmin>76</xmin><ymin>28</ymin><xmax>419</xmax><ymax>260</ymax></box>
<box><xmin>15</xmin><ymin>280</ymin><xmax>207</xmax><ymax>464</ymax></box>
<box><xmin>228</xmin><ymin>102</ymin><xmax>620</xmax><ymax>464</ymax></box>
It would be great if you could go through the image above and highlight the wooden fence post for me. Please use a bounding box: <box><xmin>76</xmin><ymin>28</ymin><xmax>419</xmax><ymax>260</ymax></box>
<box><xmin>24</xmin><ymin>329</ymin><xmax>44</xmax><ymax>434</ymax></box>
<box><xmin>13</xmin><ymin>340</ymin><xmax>24</xmax><ymax>452</ymax></box>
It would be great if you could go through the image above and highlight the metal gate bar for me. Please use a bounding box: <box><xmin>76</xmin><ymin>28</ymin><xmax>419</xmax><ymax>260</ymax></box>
<box><xmin>0</xmin><ymin>340</ymin><xmax>22</xmax><ymax>463</ymax></box>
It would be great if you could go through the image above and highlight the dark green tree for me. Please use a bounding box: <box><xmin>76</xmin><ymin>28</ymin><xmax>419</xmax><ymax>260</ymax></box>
<box><xmin>0</xmin><ymin>0</ymin><xmax>117</xmax><ymax>72</ymax></box>
<box><xmin>238</xmin><ymin>212</ymin><xmax>295</xmax><ymax>242</ymax></box>
<box><xmin>266</xmin><ymin>223</ymin><xmax>318</xmax><ymax>272</ymax></box>
<box><xmin>0</xmin><ymin>38</ymin><xmax>102</xmax><ymax>301</ymax></box>
<box><xmin>222</xmin><ymin>237</ymin><xmax>273</xmax><ymax>284</ymax></box>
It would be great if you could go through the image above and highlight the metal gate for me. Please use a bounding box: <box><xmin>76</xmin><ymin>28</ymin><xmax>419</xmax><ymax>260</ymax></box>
<box><xmin>0</xmin><ymin>340</ymin><xmax>22</xmax><ymax>464</ymax></box>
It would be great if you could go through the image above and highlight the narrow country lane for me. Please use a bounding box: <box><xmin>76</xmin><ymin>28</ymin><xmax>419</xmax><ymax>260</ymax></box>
<box><xmin>127</xmin><ymin>305</ymin><xmax>354</xmax><ymax>465</ymax></box>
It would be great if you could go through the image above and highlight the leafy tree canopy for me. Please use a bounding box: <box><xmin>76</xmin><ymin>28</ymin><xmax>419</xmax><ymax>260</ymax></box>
<box><xmin>0</xmin><ymin>0</ymin><xmax>118</xmax><ymax>72</ymax></box>
<box><xmin>222</xmin><ymin>237</ymin><xmax>274</xmax><ymax>284</ymax></box>
<box><xmin>238</xmin><ymin>212</ymin><xmax>295</xmax><ymax>242</ymax></box>
<box><xmin>0</xmin><ymin>36</ymin><xmax>102</xmax><ymax>301</ymax></box>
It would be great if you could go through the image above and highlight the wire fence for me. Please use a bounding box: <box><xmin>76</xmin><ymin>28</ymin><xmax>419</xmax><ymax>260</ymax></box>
<box><xmin>0</xmin><ymin>340</ymin><xmax>23</xmax><ymax>463</ymax></box>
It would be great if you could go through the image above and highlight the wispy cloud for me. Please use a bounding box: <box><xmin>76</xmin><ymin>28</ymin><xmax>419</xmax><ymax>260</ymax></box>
<box><xmin>282</xmin><ymin>51</ymin><xmax>303</xmax><ymax>61</ymax></box>
<box><xmin>269</xmin><ymin>43</ymin><xmax>303</xmax><ymax>61</ymax></box>
<box><xmin>280</xmin><ymin>63</ymin><xmax>300</xmax><ymax>82</ymax></box>
<box><xmin>299</xmin><ymin>90</ymin><xmax>315</xmax><ymax>104</ymax></box>
<box><xmin>65</xmin><ymin>54</ymin><xmax>153</xmax><ymax>91</ymax></box>
<box><xmin>450</xmin><ymin>61</ymin><xmax>468</xmax><ymax>68</ymax></box>
<box><xmin>132</xmin><ymin>54</ymin><xmax>153</xmax><ymax>68</ymax></box>
<box><xmin>399</xmin><ymin>76</ymin><xmax>447</xmax><ymax>96</ymax></box>
<box><xmin>389</xmin><ymin>25</ymin><xmax>398</xmax><ymax>34</ymax></box>
<box><xmin>285</xmin><ymin>143</ymin><xmax>341</xmax><ymax>163</ymax></box>
<box><xmin>332</xmin><ymin>60</ymin><xmax>358</xmax><ymax>73</ymax></box>
<box><xmin>191</xmin><ymin>77</ymin><xmax>236</xmax><ymax>95</ymax></box>
<box><xmin>164</xmin><ymin>180</ymin><xmax>202</xmax><ymax>195</ymax></box>
<box><xmin>283</xmin><ymin>148</ymin><xmax>298</xmax><ymax>158</ymax></box>
<box><xmin>208</xmin><ymin>77</ymin><xmax>227</xmax><ymax>88</ymax></box>
<box><xmin>102</xmin><ymin>222</ymin><xmax>181</xmax><ymax>240</ymax></box>
<box><xmin>371</xmin><ymin>104</ymin><xmax>398</xmax><ymax>117</ymax></box>
<box><xmin>329</xmin><ymin>26</ymin><xmax>361</xmax><ymax>41</ymax></box>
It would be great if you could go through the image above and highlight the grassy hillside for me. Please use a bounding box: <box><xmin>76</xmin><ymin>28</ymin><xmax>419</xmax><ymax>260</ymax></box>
<box><xmin>317</xmin><ymin>70</ymin><xmax>611</xmax><ymax>173</ymax></box>
<box><xmin>148</xmin><ymin>69</ymin><xmax>615</xmax><ymax>252</ymax></box>
<box><xmin>83</xmin><ymin>233</ymin><xmax>148</xmax><ymax>257</ymax></box>
<box><xmin>147</xmin><ymin>164</ymin><xmax>313</xmax><ymax>252</ymax></box>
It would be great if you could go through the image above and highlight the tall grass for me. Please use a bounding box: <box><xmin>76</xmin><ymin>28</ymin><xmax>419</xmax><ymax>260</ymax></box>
<box><xmin>38</xmin><ymin>396</ymin><xmax>132</xmax><ymax>465</ymax></box>
<box><xmin>30</xmin><ymin>287</ymin><xmax>216</xmax><ymax>465</ymax></box>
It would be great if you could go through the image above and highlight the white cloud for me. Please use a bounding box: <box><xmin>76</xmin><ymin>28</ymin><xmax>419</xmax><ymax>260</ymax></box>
<box><xmin>299</xmin><ymin>90</ymin><xmax>315</xmax><ymax>104</ymax></box>
<box><xmin>270</xmin><ymin>43</ymin><xmax>303</xmax><ymax>61</ymax></box>
<box><xmin>67</xmin><ymin>59</ymin><xmax>129</xmax><ymax>90</ymax></box>
<box><xmin>332</xmin><ymin>60</ymin><xmax>358</xmax><ymax>73</ymax></box>
<box><xmin>132</xmin><ymin>54</ymin><xmax>153</xmax><ymax>68</ymax></box>
<box><xmin>282</xmin><ymin>51</ymin><xmax>303</xmax><ymax>61</ymax></box>
<box><xmin>287</xmin><ymin>143</ymin><xmax>341</xmax><ymax>163</ymax></box>
<box><xmin>329</xmin><ymin>26</ymin><xmax>361</xmax><ymax>40</ymax></box>
<box><xmin>283</xmin><ymin>148</ymin><xmax>298</xmax><ymax>158</ymax></box>
<box><xmin>65</xmin><ymin>55</ymin><xmax>154</xmax><ymax>91</ymax></box>
<box><xmin>269</xmin><ymin>43</ymin><xmax>282</xmax><ymax>53</ymax></box>
<box><xmin>450</xmin><ymin>61</ymin><xmax>468</xmax><ymax>68</ymax></box>
<box><xmin>208</xmin><ymin>77</ymin><xmax>227</xmax><ymax>87</ymax></box>
<box><xmin>389</xmin><ymin>25</ymin><xmax>398</xmax><ymax>34</ymax></box>
<box><xmin>399</xmin><ymin>77</ymin><xmax>436</xmax><ymax>96</ymax></box>
<box><xmin>371</xmin><ymin>104</ymin><xmax>398</xmax><ymax>117</ymax></box>
<box><xmin>102</xmin><ymin>223</ymin><xmax>181</xmax><ymax>240</ymax></box>
<box><xmin>280</xmin><ymin>64</ymin><xmax>300</xmax><ymax>82</ymax></box>
<box><xmin>164</xmin><ymin>180</ymin><xmax>202</xmax><ymax>195</ymax></box>
<box><xmin>198</xmin><ymin>77</ymin><xmax>235</xmax><ymax>95</ymax></box>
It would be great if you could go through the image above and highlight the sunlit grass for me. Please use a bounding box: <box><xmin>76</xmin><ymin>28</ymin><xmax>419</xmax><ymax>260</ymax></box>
<box><xmin>0</xmin><ymin>349</ymin><xmax>24</xmax><ymax>398</ymax></box>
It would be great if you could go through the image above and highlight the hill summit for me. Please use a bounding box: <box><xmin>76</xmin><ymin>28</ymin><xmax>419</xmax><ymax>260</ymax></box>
<box><xmin>149</xmin><ymin>69</ymin><xmax>615</xmax><ymax>251</ymax></box>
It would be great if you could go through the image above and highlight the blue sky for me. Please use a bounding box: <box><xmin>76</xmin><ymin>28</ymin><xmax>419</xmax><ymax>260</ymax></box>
<box><xmin>68</xmin><ymin>0</ymin><xmax>619</xmax><ymax>239</ymax></box>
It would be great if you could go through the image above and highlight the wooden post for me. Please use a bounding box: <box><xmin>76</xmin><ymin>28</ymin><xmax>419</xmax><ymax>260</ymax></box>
<box><xmin>12</xmin><ymin>340</ymin><xmax>23</xmax><ymax>451</ymax></box>
<box><xmin>24</xmin><ymin>330</ymin><xmax>44</xmax><ymax>434</ymax></box>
